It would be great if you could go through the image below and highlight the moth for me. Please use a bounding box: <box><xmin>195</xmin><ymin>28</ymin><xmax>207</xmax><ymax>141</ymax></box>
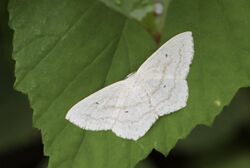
<box><xmin>66</xmin><ymin>32</ymin><xmax>194</xmax><ymax>140</ymax></box>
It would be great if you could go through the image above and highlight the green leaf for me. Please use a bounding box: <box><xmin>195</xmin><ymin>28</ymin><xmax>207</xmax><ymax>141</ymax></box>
<box><xmin>9</xmin><ymin>0</ymin><xmax>250</xmax><ymax>168</ymax></box>
<box><xmin>9</xmin><ymin>0</ymin><xmax>156</xmax><ymax>167</ymax></box>
<box><xmin>154</xmin><ymin>0</ymin><xmax>250</xmax><ymax>155</ymax></box>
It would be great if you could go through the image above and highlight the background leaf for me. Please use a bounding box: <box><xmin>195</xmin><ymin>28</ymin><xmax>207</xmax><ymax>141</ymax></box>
<box><xmin>100</xmin><ymin>0</ymin><xmax>154</xmax><ymax>21</ymax></box>
<box><xmin>9</xmin><ymin>0</ymin><xmax>250</xmax><ymax>168</ymax></box>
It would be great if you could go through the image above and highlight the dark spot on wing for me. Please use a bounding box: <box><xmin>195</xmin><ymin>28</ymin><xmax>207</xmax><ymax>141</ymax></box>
<box><xmin>163</xmin><ymin>85</ymin><xmax>166</xmax><ymax>88</ymax></box>
<box><xmin>125</xmin><ymin>111</ymin><xmax>128</xmax><ymax>113</ymax></box>
<box><xmin>95</xmin><ymin>102</ymin><xmax>99</xmax><ymax>105</ymax></box>
<box><xmin>165</xmin><ymin>53</ymin><xmax>168</xmax><ymax>57</ymax></box>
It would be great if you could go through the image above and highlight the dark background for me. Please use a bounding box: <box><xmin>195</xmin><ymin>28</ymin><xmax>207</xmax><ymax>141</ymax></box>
<box><xmin>1</xmin><ymin>0</ymin><xmax>250</xmax><ymax>167</ymax></box>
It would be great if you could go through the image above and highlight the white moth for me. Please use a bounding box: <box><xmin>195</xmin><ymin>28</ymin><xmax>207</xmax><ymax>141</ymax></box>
<box><xmin>66</xmin><ymin>32</ymin><xmax>194</xmax><ymax>140</ymax></box>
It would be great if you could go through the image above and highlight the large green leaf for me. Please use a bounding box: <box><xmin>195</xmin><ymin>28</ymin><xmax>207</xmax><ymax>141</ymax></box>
<box><xmin>9</xmin><ymin>0</ymin><xmax>156</xmax><ymax>167</ymax></box>
<box><xmin>154</xmin><ymin>0</ymin><xmax>250</xmax><ymax>154</ymax></box>
<box><xmin>9</xmin><ymin>0</ymin><xmax>250</xmax><ymax>168</ymax></box>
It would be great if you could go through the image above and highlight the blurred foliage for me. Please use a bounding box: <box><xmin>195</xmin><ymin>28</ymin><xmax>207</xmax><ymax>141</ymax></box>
<box><xmin>0</xmin><ymin>0</ymin><xmax>39</xmax><ymax>152</ymax></box>
<box><xmin>201</xmin><ymin>152</ymin><xmax>250</xmax><ymax>168</ymax></box>
<box><xmin>177</xmin><ymin>88</ymin><xmax>250</xmax><ymax>154</ymax></box>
